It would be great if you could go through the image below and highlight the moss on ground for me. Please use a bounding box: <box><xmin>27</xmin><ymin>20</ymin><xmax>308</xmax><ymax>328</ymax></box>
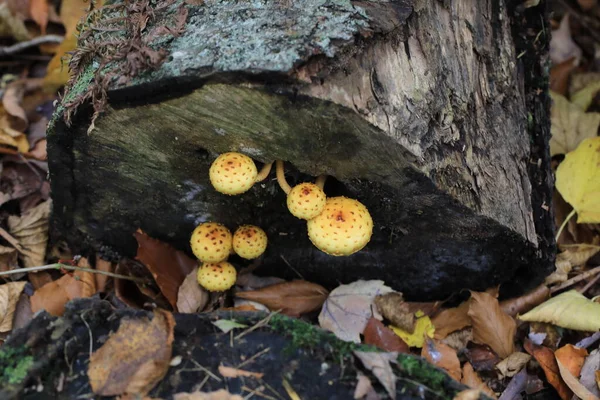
<box><xmin>0</xmin><ymin>346</ymin><xmax>34</xmax><ymax>385</ymax></box>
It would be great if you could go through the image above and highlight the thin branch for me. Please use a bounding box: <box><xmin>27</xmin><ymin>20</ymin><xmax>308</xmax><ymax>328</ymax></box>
<box><xmin>0</xmin><ymin>263</ymin><xmax>150</xmax><ymax>284</ymax></box>
<box><xmin>550</xmin><ymin>265</ymin><xmax>600</xmax><ymax>294</ymax></box>
<box><xmin>0</xmin><ymin>35</ymin><xmax>64</xmax><ymax>56</ymax></box>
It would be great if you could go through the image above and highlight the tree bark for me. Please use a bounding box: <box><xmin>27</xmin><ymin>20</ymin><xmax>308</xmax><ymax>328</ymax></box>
<box><xmin>47</xmin><ymin>0</ymin><xmax>554</xmax><ymax>300</ymax></box>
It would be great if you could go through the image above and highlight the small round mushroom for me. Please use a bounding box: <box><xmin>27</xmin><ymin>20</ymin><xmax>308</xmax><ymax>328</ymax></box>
<box><xmin>190</xmin><ymin>222</ymin><xmax>232</xmax><ymax>262</ymax></box>
<box><xmin>287</xmin><ymin>182</ymin><xmax>327</xmax><ymax>220</ymax></box>
<box><xmin>233</xmin><ymin>225</ymin><xmax>268</xmax><ymax>259</ymax></box>
<box><xmin>197</xmin><ymin>261</ymin><xmax>237</xmax><ymax>291</ymax></box>
<box><xmin>307</xmin><ymin>196</ymin><xmax>373</xmax><ymax>256</ymax></box>
<box><xmin>276</xmin><ymin>160</ymin><xmax>327</xmax><ymax>220</ymax></box>
<box><xmin>209</xmin><ymin>152</ymin><xmax>273</xmax><ymax>195</ymax></box>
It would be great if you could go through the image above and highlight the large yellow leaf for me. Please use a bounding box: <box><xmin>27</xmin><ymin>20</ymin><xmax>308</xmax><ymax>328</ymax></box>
<box><xmin>390</xmin><ymin>311</ymin><xmax>435</xmax><ymax>348</ymax></box>
<box><xmin>44</xmin><ymin>0</ymin><xmax>103</xmax><ymax>90</ymax></box>
<box><xmin>519</xmin><ymin>290</ymin><xmax>600</xmax><ymax>331</ymax></box>
<box><xmin>555</xmin><ymin>137</ymin><xmax>600</xmax><ymax>223</ymax></box>
<box><xmin>550</xmin><ymin>92</ymin><xmax>600</xmax><ymax>156</ymax></box>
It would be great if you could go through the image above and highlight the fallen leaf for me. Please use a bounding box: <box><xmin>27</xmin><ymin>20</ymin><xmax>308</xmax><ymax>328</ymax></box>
<box><xmin>577</xmin><ymin>0</ymin><xmax>597</xmax><ymax>10</ymax></box>
<box><xmin>29</xmin><ymin>0</ymin><xmax>49</xmax><ymax>33</ymax></box>
<box><xmin>555</xmin><ymin>344</ymin><xmax>587</xmax><ymax>380</ymax></box>
<box><xmin>550</xmin><ymin>57</ymin><xmax>578</xmax><ymax>96</ymax></box>
<box><xmin>390</xmin><ymin>312</ymin><xmax>435</xmax><ymax>348</ymax></box>
<box><xmin>550</xmin><ymin>14</ymin><xmax>582</xmax><ymax>65</ymax></box>
<box><xmin>173</xmin><ymin>390</ymin><xmax>243</xmax><ymax>400</ymax></box>
<box><xmin>353</xmin><ymin>351</ymin><xmax>397</xmax><ymax>400</ymax></box>
<box><xmin>441</xmin><ymin>328</ymin><xmax>473</xmax><ymax>352</ymax></box>
<box><xmin>30</xmin><ymin>273</ymin><xmax>83</xmax><ymax>316</ymax></box>
<box><xmin>363</xmin><ymin>317</ymin><xmax>409</xmax><ymax>353</ymax></box>
<box><xmin>550</xmin><ymin>92</ymin><xmax>600</xmax><ymax>156</ymax></box>
<box><xmin>461</xmin><ymin>362</ymin><xmax>496</xmax><ymax>399</ymax></box>
<box><xmin>500</xmin><ymin>284</ymin><xmax>550</xmax><ymax>317</ymax></box>
<box><xmin>88</xmin><ymin>309</ymin><xmax>175</xmax><ymax>396</ymax></box>
<box><xmin>212</xmin><ymin>319</ymin><xmax>247</xmax><ymax>334</ymax></box>
<box><xmin>218</xmin><ymin>365</ymin><xmax>263</xmax><ymax>379</ymax></box>
<box><xmin>572</xmin><ymin>80</ymin><xmax>600</xmax><ymax>111</ymax></box>
<box><xmin>571</xmin><ymin>73</ymin><xmax>600</xmax><ymax>95</ymax></box>
<box><xmin>555</xmin><ymin>137</ymin><xmax>600</xmax><ymax>223</ymax></box>
<box><xmin>374</xmin><ymin>292</ymin><xmax>414</xmax><ymax>332</ymax></box>
<box><xmin>496</xmin><ymin>352</ymin><xmax>531</xmax><ymax>378</ymax></box>
<box><xmin>421</xmin><ymin>338</ymin><xmax>461</xmax><ymax>381</ymax></box>
<box><xmin>231</xmin><ymin>299</ymin><xmax>268</xmax><ymax>312</ymax></box>
<box><xmin>452</xmin><ymin>390</ymin><xmax>481</xmax><ymax>400</ymax></box>
<box><xmin>432</xmin><ymin>300</ymin><xmax>471</xmax><ymax>339</ymax></box>
<box><xmin>135</xmin><ymin>229</ymin><xmax>196</xmax><ymax>310</ymax></box>
<box><xmin>464</xmin><ymin>342</ymin><xmax>500</xmax><ymax>372</ymax></box>
<box><xmin>524</xmin><ymin>339</ymin><xmax>571</xmax><ymax>400</ymax></box>
<box><xmin>556</xmin><ymin>357</ymin><xmax>599</xmax><ymax>400</ymax></box>
<box><xmin>7</xmin><ymin>200</ymin><xmax>50</xmax><ymax>268</ymax></box>
<box><xmin>12</xmin><ymin>293</ymin><xmax>33</xmax><ymax>331</ymax></box>
<box><xmin>519</xmin><ymin>290</ymin><xmax>600</xmax><ymax>331</ymax></box>
<box><xmin>546</xmin><ymin>245</ymin><xmax>600</xmax><ymax>285</ymax></box>
<box><xmin>0</xmin><ymin>245</ymin><xmax>19</xmax><ymax>275</ymax></box>
<box><xmin>580</xmin><ymin>349</ymin><xmax>600</xmax><ymax>398</ymax></box>
<box><xmin>95</xmin><ymin>256</ymin><xmax>113</xmax><ymax>292</ymax></box>
<box><xmin>354</xmin><ymin>372</ymin><xmax>378</xmax><ymax>400</ymax></box>
<box><xmin>2</xmin><ymin>81</ymin><xmax>28</xmax><ymax>131</ymax></box>
<box><xmin>0</xmin><ymin>281</ymin><xmax>27</xmax><ymax>332</ymax></box>
<box><xmin>318</xmin><ymin>280</ymin><xmax>392</xmax><ymax>343</ymax></box>
<box><xmin>177</xmin><ymin>267</ymin><xmax>208</xmax><ymax>313</ymax></box>
<box><xmin>76</xmin><ymin>257</ymin><xmax>97</xmax><ymax>298</ymax></box>
<box><xmin>0</xmin><ymin>4</ymin><xmax>30</xmax><ymax>41</ymax></box>
<box><xmin>237</xmin><ymin>280</ymin><xmax>328</xmax><ymax>317</ymax></box>
<box><xmin>468</xmin><ymin>291</ymin><xmax>515</xmax><ymax>358</ymax></box>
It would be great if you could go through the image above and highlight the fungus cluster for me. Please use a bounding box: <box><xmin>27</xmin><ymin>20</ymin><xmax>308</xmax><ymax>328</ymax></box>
<box><xmin>190</xmin><ymin>221</ymin><xmax>267</xmax><ymax>291</ymax></box>
<box><xmin>203</xmin><ymin>152</ymin><xmax>374</xmax><ymax>259</ymax></box>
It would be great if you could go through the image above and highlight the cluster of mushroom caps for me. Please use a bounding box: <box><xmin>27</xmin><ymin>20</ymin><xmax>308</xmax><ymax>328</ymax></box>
<box><xmin>190</xmin><ymin>152</ymin><xmax>374</xmax><ymax>292</ymax></box>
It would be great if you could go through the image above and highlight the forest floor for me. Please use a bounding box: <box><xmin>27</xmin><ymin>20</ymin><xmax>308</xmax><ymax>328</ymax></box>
<box><xmin>0</xmin><ymin>0</ymin><xmax>599</xmax><ymax>399</ymax></box>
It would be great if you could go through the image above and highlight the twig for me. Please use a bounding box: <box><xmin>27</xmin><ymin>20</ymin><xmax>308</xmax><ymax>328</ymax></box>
<box><xmin>279</xmin><ymin>255</ymin><xmax>303</xmax><ymax>279</ymax></box>
<box><xmin>550</xmin><ymin>265</ymin><xmax>600</xmax><ymax>294</ymax></box>
<box><xmin>0</xmin><ymin>263</ymin><xmax>150</xmax><ymax>284</ymax></box>
<box><xmin>499</xmin><ymin>368</ymin><xmax>527</xmax><ymax>400</ymax></box>
<box><xmin>189</xmin><ymin>359</ymin><xmax>222</xmax><ymax>382</ymax></box>
<box><xmin>555</xmin><ymin>208</ymin><xmax>576</xmax><ymax>242</ymax></box>
<box><xmin>580</xmin><ymin>271</ymin><xmax>600</xmax><ymax>294</ymax></box>
<box><xmin>237</xmin><ymin>348</ymin><xmax>270</xmax><ymax>369</ymax></box>
<box><xmin>234</xmin><ymin>312</ymin><xmax>278</xmax><ymax>341</ymax></box>
<box><xmin>80</xmin><ymin>312</ymin><xmax>94</xmax><ymax>359</ymax></box>
<box><xmin>576</xmin><ymin>331</ymin><xmax>600</xmax><ymax>349</ymax></box>
<box><xmin>0</xmin><ymin>227</ymin><xmax>36</xmax><ymax>258</ymax></box>
<box><xmin>0</xmin><ymin>35</ymin><xmax>64</xmax><ymax>56</ymax></box>
<box><xmin>242</xmin><ymin>386</ymin><xmax>277</xmax><ymax>400</ymax></box>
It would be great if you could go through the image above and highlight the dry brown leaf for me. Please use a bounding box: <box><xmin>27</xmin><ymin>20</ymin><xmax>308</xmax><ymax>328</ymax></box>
<box><xmin>8</xmin><ymin>200</ymin><xmax>50</xmax><ymax>268</ymax></box>
<box><xmin>0</xmin><ymin>281</ymin><xmax>27</xmax><ymax>332</ymax></box>
<box><xmin>432</xmin><ymin>300</ymin><xmax>471</xmax><ymax>339</ymax></box>
<box><xmin>500</xmin><ymin>284</ymin><xmax>550</xmax><ymax>317</ymax></box>
<box><xmin>177</xmin><ymin>267</ymin><xmax>208</xmax><ymax>313</ymax></box>
<box><xmin>555</xmin><ymin>344</ymin><xmax>587</xmax><ymax>379</ymax></box>
<box><xmin>29</xmin><ymin>0</ymin><xmax>49</xmax><ymax>33</ymax></box>
<box><xmin>353</xmin><ymin>351</ymin><xmax>397</xmax><ymax>400</ymax></box>
<box><xmin>173</xmin><ymin>390</ymin><xmax>244</xmax><ymax>400</ymax></box>
<box><xmin>95</xmin><ymin>256</ymin><xmax>113</xmax><ymax>292</ymax></box>
<box><xmin>76</xmin><ymin>257</ymin><xmax>97</xmax><ymax>298</ymax></box>
<box><xmin>464</xmin><ymin>342</ymin><xmax>500</xmax><ymax>372</ymax></box>
<box><xmin>550</xmin><ymin>57</ymin><xmax>577</xmax><ymax>96</ymax></box>
<box><xmin>452</xmin><ymin>390</ymin><xmax>482</xmax><ymax>400</ymax></box>
<box><xmin>135</xmin><ymin>229</ymin><xmax>196</xmax><ymax>310</ymax></box>
<box><xmin>88</xmin><ymin>309</ymin><xmax>175</xmax><ymax>396</ymax></box>
<box><xmin>363</xmin><ymin>317</ymin><xmax>408</xmax><ymax>353</ymax></box>
<box><xmin>2</xmin><ymin>82</ymin><xmax>28</xmax><ymax>131</ymax></box>
<box><xmin>354</xmin><ymin>373</ymin><xmax>376</xmax><ymax>400</ymax></box>
<box><xmin>237</xmin><ymin>280</ymin><xmax>328</xmax><ymax>317</ymax></box>
<box><xmin>577</xmin><ymin>0</ymin><xmax>598</xmax><ymax>10</ymax></box>
<box><xmin>218</xmin><ymin>365</ymin><xmax>264</xmax><ymax>379</ymax></box>
<box><xmin>461</xmin><ymin>362</ymin><xmax>496</xmax><ymax>399</ymax></box>
<box><xmin>318</xmin><ymin>280</ymin><xmax>392</xmax><ymax>343</ymax></box>
<box><xmin>421</xmin><ymin>339</ymin><xmax>461</xmax><ymax>381</ymax></box>
<box><xmin>441</xmin><ymin>328</ymin><xmax>473</xmax><ymax>352</ymax></box>
<box><xmin>374</xmin><ymin>292</ymin><xmax>414</xmax><ymax>332</ymax></box>
<box><xmin>0</xmin><ymin>245</ymin><xmax>19</xmax><ymax>275</ymax></box>
<box><xmin>524</xmin><ymin>339</ymin><xmax>571</xmax><ymax>400</ymax></box>
<box><xmin>468</xmin><ymin>291</ymin><xmax>515</xmax><ymax>359</ymax></box>
<box><xmin>30</xmin><ymin>273</ymin><xmax>83</xmax><ymax>316</ymax></box>
<box><xmin>556</xmin><ymin>358</ymin><xmax>599</xmax><ymax>400</ymax></box>
<box><xmin>495</xmin><ymin>352</ymin><xmax>531</xmax><ymax>378</ymax></box>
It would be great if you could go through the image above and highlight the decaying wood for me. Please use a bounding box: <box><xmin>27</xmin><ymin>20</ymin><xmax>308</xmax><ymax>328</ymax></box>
<box><xmin>47</xmin><ymin>0</ymin><xmax>554</xmax><ymax>299</ymax></box>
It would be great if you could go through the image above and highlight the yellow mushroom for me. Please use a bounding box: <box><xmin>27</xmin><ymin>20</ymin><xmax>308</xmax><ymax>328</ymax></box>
<box><xmin>190</xmin><ymin>222</ymin><xmax>232</xmax><ymax>262</ymax></box>
<box><xmin>197</xmin><ymin>261</ymin><xmax>237</xmax><ymax>291</ymax></box>
<box><xmin>209</xmin><ymin>152</ymin><xmax>273</xmax><ymax>195</ymax></box>
<box><xmin>276</xmin><ymin>160</ymin><xmax>327</xmax><ymax>220</ymax></box>
<box><xmin>232</xmin><ymin>225</ymin><xmax>268</xmax><ymax>260</ymax></box>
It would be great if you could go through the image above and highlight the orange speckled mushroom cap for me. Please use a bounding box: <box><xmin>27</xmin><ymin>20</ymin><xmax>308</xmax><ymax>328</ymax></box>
<box><xmin>197</xmin><ymin>261</ymin><xmax>237</xmax><ymax>291</ymax></box>
<box><xmin>190</xmin><ymin>222</ymin><xmax>232</xmax><ymax>262</ymax></box>
<box><xmin>209</xmin><ymin>152</ymin><xmax>257</xmax><ymax>195</ymax></box>
<box><xmin>307</xmin><ymin>196</ymin><xmax>373</xmax><ymax>256</ymax></box>
<box><xmin>233</xmin><ymin>225</ymin><xmax>268</xmax><ymax>260</ymax></box>
<box><xmin>287</xmin><ymin>182</ymin><xmax>326</xmax><ymax>220</ymax></box>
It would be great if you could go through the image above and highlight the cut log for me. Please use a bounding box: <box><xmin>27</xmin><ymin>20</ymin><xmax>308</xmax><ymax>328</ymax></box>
<box><xmin>47</xmin><ymin>0</ymin><xmax>554</xmax><ymax>299</ymax></box>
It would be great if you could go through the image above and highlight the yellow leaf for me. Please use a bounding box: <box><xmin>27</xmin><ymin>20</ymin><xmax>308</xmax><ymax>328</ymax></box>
<box><xmin>555</xmin><ymin>137</ymin><xmax>600</xmax><ymax>223</ymax></box>
<box><xmin>390</xmin><ymin>311</ymin><xmax>434</xmax><ymax>348</ymax></box>
<box><xmin>572</xmin><ymin>80</ymin><xmax>600</xmax><ymax>111</ymax></box>
<box><xmin>550</xmin><ymin>91</ymin><xmax>600</xmax><ymax>156</ymax></box>
<box><xmin>519</xmin><ymin>290</ymin><xmax>600</xmax><ymax>331</ymax></box>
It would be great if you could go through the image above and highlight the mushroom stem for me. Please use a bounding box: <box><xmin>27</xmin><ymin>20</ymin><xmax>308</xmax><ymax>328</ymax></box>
<box><xmin>315</xmin><ymin>175</ymin><xmax>327</xmax><ymax>190</ymax></box>
<box><xmin>255</xmin><ymin>161</ymin><xmax>274</xmax><ymax>183</ymax></box>
<box><xmin>276</xmin><ymin>160</ymin><xmax>292</xmax><ymax>194</ymax></box>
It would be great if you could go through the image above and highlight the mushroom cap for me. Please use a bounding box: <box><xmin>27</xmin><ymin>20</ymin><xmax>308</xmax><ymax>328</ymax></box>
<box><xmin>209</xmin><ymin>152</ymin><xmax>258</xmax><ymax>195</ymax></box>
<box><xmin>190</xmin><ymin>222</ymin><xmax>233</xmax><ymax>262</ymax></box>
<box><xmin>233</xmin><ymin>225</ymin><xmax>268</xmax><ymax>259</ymax></box>
<box><xmin>197</xmin><ymin>261</ymin><xmax>237</xmax><ymax>292</ymax></box>
<box><xmin>287</xmin><ymin>182</ymin><xmax>327</xmax><ymax>220</ymax></box>
<box><xmin>307</xmin><ymin>196</ymin><xmax>373</xmax><ymax>256</ymax></box>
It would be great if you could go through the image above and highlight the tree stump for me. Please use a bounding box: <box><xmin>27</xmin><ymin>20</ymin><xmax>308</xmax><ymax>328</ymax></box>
<box><xmin>47</xmin><ymin>0</ymin><xmax>554</xmax><ymax>299</ymax></box>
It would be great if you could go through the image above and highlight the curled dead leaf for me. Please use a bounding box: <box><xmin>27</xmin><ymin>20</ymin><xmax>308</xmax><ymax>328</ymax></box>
<box><xmin>432</xmin><ymin>300</ymin><xmax>471</xmax><ymax>339</ymax></box>
<box><xmin>374</xmin><ymin>292</ymin><xmax>414</xmax><ymax>332</ymax></box>
<box><xmin>461</xmin><ymin>362</ymin><xmax>496</xmax><ymax>399</ymax></box>
<box><xmin>177</xmin><ymin>267</ymin><xmax>208</xmax><ymax>313</ymax></box>
<box><xmin>421</xmin><ymin>338</ymin><xmax>461</xmax><ymax>381</ymax></box>
<box><xmin>468</xmin><ymin>291</ymin><xmax>515</xmax><ymax>359</ymax></box>
<box><xmin>524</xmin><ymin>339</ymin><xmax>571</xmax><ymax>400</ymax></box>
<box><xmin>30</xmin><ymin>273</ymin><xmax>83</xmax><ymax>316</ymax></box>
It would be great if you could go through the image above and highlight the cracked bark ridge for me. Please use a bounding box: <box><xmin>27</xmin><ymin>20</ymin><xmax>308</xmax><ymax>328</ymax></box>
<box><xmin>48</xmin><ymin>0</ymin><xmax>554</xmax><ymax>300</ymax></box>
